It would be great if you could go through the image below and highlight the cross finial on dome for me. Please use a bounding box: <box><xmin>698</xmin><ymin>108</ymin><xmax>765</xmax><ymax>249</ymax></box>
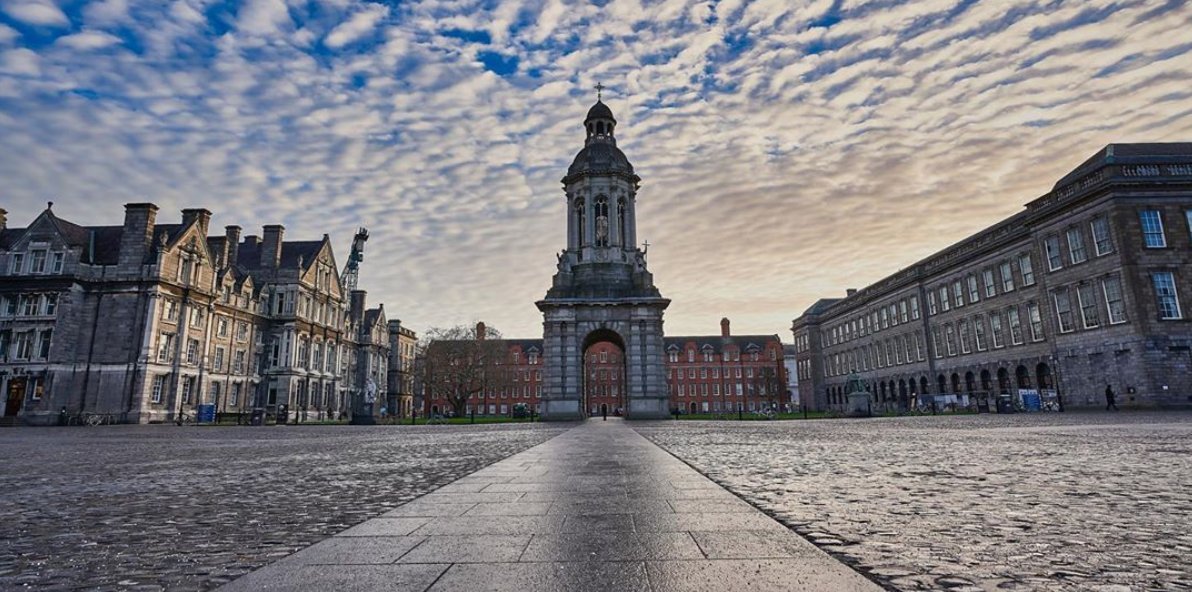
<box><xmin>595</xmin><ymin>82</ymin><xmax>604</xmax><ymax>101</ymax></box>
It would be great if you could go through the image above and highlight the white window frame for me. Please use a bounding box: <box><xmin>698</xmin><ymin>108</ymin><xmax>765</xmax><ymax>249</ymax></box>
<box><xmin>1140</xmin><ymin>210</ymin><xmax>1166</xmax><ymax>248</ymax></box>
<box><xmin>1066</xmin><ymin>228</ymin><xmax>1088</xmax><ymax>264</ymax></box>
<box><xmin>1102</xmin><ymin>276</ymin><xmax>1127</xmax><ymax>325</ymax></box>
<box><xmin>1091</xmin><ymin>216</ymin><xmax>1113</xmax><ymax>255</ymax></box>
<box><xmin>1152</xmin><ymin>272</ymin><xmax>1182</xmax><ymax>320</ymax></box>
<box><xmin>1045</xmin><ymin>236</ymin><xmax>1063</xmax><ymax>271</ymax></box>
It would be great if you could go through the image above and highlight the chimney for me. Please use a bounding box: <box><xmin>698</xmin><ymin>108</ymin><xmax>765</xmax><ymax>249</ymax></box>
<box><xmin>476</xmin><ymin>321</ymin><xmax>486</xmax><ymax>340</ymax></box>
<box><xmin>181</xmin><ymin>208</ymin><xmax>212</xmax><ymax>236</ymax></box>
<box><xmin>350</xmin><ymin>290</ymin><xmax>367</xmax><ymax>324</ymax></box>
<box><xmin>243</xmin><ymin>234</ymin><xmax>260</xmax><ymax>248</ymax></box>
<box><xmin>225</xmin><ymin>225</ymin><xmax>241</xmax><ymax>267</ymax></box>
<box><xmin>118</xmin><ymin>203</ymin><xmax>159</xmax><ymax>269</ymax></box>
<box><xmin>846</xmin><ymin>288</ymin><xmax>857</xmax><ymax>297</ymax></box>
<box><xmin>721</xmin><ymin>317</ymin><xmax>731</xmax><ymax>338</ymax></box>
<box><xmin>261</xmin><ymin>224</ymin><xmax>284</xmax><ymax>268</ymax></box>
<box><xmin>0</xmin><ymin>208</ymin><xmax>7</xmax><ymax>230</ymax></box>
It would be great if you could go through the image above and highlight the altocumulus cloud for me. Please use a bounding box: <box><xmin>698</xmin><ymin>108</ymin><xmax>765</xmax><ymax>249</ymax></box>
<box><xmin>1</xmin><ymin>0</ymin><xmax>1191</xmax><ymax>338</ymax></box>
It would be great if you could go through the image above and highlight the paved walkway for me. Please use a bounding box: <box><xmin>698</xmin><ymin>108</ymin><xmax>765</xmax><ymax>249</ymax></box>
<box><xmin>219</xmin><ymin>419</ymin><xmax>881</xmax><ymax>592</ymax></box>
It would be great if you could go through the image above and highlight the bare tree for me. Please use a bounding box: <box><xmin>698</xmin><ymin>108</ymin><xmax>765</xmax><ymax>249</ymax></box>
<box><xmin>751</xmin><ymin>365</ymin><xmax>786</xmax><ymax>412</ymax></box>
<box><xmin>415</xmin><ymin>323</ymin><xmax>512</xmax><ymax>417</ymax></box>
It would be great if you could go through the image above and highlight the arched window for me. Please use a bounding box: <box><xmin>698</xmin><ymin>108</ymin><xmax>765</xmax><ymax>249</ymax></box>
<box><xmin>575</xmin><ymin>198</ymin><xmax>586</xmax><ymax>251</ymax></box>
<box><xmin>594</xmin><ymin>196</ymin><xmax>609</xmax><ymax>247</ymax></box>
<box><xmin>618</xmin><ymin>197</ymin><xmax>627</xmax><ymax>246</ymax></box>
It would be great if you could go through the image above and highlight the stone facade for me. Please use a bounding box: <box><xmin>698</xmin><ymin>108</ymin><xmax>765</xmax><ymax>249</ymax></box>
<box><xmin>386</xmin><ymin>319</ymin><xmax>417</xmax><ymax>418</ymax></box>
<box><xmin>792</xmin><ymin>143</ymin><xmax>1192</xmax><ymax>411</ymax></box>
<box><xmin>0</xmin><ymin>203</ymin><xmax>394</xmax><ymax>424</ymax></box>
<box><xmin>537</xmin><ymin>100</ymin><xmax>670</xmax><ymax>420</ymax></box>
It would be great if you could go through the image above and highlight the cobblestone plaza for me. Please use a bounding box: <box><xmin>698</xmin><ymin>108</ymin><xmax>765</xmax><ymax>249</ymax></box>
<box><xmin>3</xmin><ymin>413</ymin><xmax>1189</xmax><ymax>591</ymax></box>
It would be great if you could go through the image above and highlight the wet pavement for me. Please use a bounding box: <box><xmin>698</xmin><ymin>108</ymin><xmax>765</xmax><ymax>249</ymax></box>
<box><xmin>637</xmin><ymin>412</ymin><xmax>1192</xmax><ymax>592</ymax></box>
<box><xmin>0</xmin><ymin>423</ymin><xmax>566</xmax><ymax>591</ymax></box>
<box><xmin>219</xmin><ymin>418</ymin><xmax>880</xmax><ymax>592</ymax></box>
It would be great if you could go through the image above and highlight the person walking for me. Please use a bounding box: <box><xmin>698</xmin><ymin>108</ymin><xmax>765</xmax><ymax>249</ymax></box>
<box><xmin>1105</xmin><ymin>384</ymin><xmax>1119</xmax><ymax>411</ymax></box>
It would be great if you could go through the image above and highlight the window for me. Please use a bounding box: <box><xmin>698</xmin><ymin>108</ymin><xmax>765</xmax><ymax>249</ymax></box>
<box><xmin>213</xmin><ymin>347</ymin><xmax>225</xmax><ymax>371</ymax></box>
<box><xmin>931</xmin><ymin>326</ymin><xmax>942</xmax><ymax>359</ymax></box>
<box><xmin>928</xmin><ymin>291</ymin><xmax>937</xmax><ymax>315</ymax></box>
<box><xmin>983</xmin><ymin>269</ymin><xmax>996</xmax><ymax>297</ymax></box>
<box><xmin>1000</xmin><ymin>262</ymin><xmax>1015</xmax><ymax>292</ymax></box>
<box><xmin>9</xmin><ymin>253</ymin><xmax>24</xmax><ymax>274</ymax></box>
<box><xmin>43</xmin><ymin>293</ymin><xmax>58</xmax><ymax>316</ymax></box>
<box><xmin>37</xmin><ymin>329</ymin><xmax>52</xmax><ymax>358</ymax></box>
<box><xmin>952</xmin><ymin>280</ymin><xmax>964</xmax><ymax>308</ymax></box>
<box><xmin>236</xmin><ymin>322</ymin><xmax>248</xmax><ymax>341</ymax></box>
<box><xmin>20</xmin><ymin>294</ymin><xmax>37</xmax><ymax>316</ymax></box>
<box><xmin>1091</xmin><ymin>217</ymin><xmax>1113</xmax><ymax>255</ymax></box>
<box><xmin>1102</xmin><ymin>276</ymin><xmax>1127</xmax><ymax>324</ymax></box>
<box><xmin>899</xmin><ymin>300</ymin><xmax>908</xmax><ymax>323</ymax></box>
<box><xmin>974</xmin><ymin>316</ymin><xmax>987</xmax><ymax>351</ymax></box>
<box><xmin>51</xmin><ymin>252</ymin><xmax>64</xmax><ymax>273</ymax></box>
<box><xmin>164</xmin><ymin>300</ymin><xmax>178</xmax><ymax>321</ymax></box>
<box><xmin>217</xmin><ymin>317</ymin><xmax>229</xmax><ymax>337</ymax></box>
<box><xmin>1007</xmin><ymin>307</ymin><xmax>1023</xmax><ymax>345</ymax></box>
<box><xmin>190</xmin><ymin>308</ymin><xmax>204</xmax><ymax>328</ymax></box>
<box><xmin>14</xmin><ymin>330</ymin><xmax>34</xmax><ymax>359</ymax></box>
<box><xmin>0</xmin><ymin>329</ymin><xmax>9</xmax><ymax>359</ymax></box>
<box><xmin>30</xmin><ymin>250</ymin><xmax>47</xmax><ymax>274</ymax></box>
<box><xmin>151</xmin><ymin>375</ymin><xmax>166</xmax><ymax>403</ymax></box>
<box><xmin>1152</xmin><ymin>272</ymin><xmax>1182</xmax><ymax>319</ymax></box>
<box><xmin>990</xmin><ymin>312</ymin><xmax>1005</xmax><ymax>348</ymax></box>
<box><xmin>910</xmin><ymin>296</ymin><xmax>920</xmax><ymax>319</ymax></box>
<box><xmin>1140</xmin><ymin>210</ymin><xmax>1166</xmax><ymax>248</ymax></box>
<box><xmin>967</xmin><ymin>275</ymin><xmax>980</xmax><ymax>303</ymax></box>
<box><xmin>2</xmin><ymin>297</ymin><xmax>13</xmax><ymax>316</ymax></box>
<box><xmin>186</xmin><ymin>338</ymin><xmax>199</xmax><ymax>364</ymax></box>
<box><xmin>944</xmin><ymin>324</ymin><xmax>956</xmax><ymax>356</ymax></box>
<box><xmin>233</xmin><ymin>350</ymin><xmax>246</xmax><ymax>374</ymax></box>
<box><xmin>687</xmin><ymin>350</ymin><xmax>694</xmax><ymax>363</ymax></box>
<box><xmin>181</xmin><ymin>377</ymin><xmax>194</xmax><ymax>405</ymax></box>
<box><xmin>1066</xmin><ymin>228</ymin><xmax>1088</xmax><ymax>264</ymax></box>
<box><xmin>880</xmin><ymin>308</ymin><xmax>889</xmax><ymax>329</ymax></box>
<box><xmin>1045</xmin><ymin>237</ymin><xmax>1063</xmax><ymax>271</ymax></box>
<box><xmin>1053</xmin><ymin>289</ymin><xmax>1075</xmax><ymax>333</ymax></box>
<box><xmin>938</xmin><ymin>286</ymin><xmax>950</xmax><ymax>312</ymax></box>
<box><xmin>210</xmin><ymin>381</ymin><xmax>221</xmax><ymax>404</ymax></box>
<box><xmin>1027</xmin><ymin>302</ymin><xmax>1045</xmax><ymax>341</ymax></box>
<box><xmin>959</xmin><ymin>320</ymin><xmax>971</xmax><ymax>354</ymax></box>
<box><xmin>668</xmin><ymin>351</ymin><xmax>678</xmax><ymax>363</ymax></box>
<box><xmin>1076</xmin><ymin>284</ymin><xmax>1100</xmax><ymax>329</ymax></box>
<box><xmin>230</xmin><ymin>383</ymin><xmax>241</xmax><ymax>406</ymax></box>
<box><xmin>157</xmin><ymin>333</ymin><xmax>175</xmax><ymax>363</ymax></box>
<box><xmin>1019</xmin><ymin>254</ymin><xmax>1035</xmax><ymax>286</ymax></box>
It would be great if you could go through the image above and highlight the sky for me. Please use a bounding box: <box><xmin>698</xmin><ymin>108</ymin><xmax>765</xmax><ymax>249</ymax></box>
<box><xmin>2</xmin><ymin>0</ymin><xmax>1191</xmax><ymax>340</ymax></box>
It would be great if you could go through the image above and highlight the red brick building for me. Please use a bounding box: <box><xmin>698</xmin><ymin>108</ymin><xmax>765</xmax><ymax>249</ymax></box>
<box><xmin>422</xmin><ymin>319</ymin><xmax>786</xmax><ymax>417</ymax></box>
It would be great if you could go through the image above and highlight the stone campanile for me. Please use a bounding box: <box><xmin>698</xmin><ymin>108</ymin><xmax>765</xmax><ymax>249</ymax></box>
<box><xmin>537</xmin><ymin>97</ymin><xmax>671</xmax><ymax>420</ymax></box>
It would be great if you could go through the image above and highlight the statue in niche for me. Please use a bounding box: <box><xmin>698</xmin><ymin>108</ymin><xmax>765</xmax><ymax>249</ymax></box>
<box><xmin>595</xmin><ymin>215</ymin><xmax>609</xmax><ymax>245</ymax></box>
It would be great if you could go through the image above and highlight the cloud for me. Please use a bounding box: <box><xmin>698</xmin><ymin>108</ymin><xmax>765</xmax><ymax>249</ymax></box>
<box><xmin>56</xmin><ymin>29</ymin><xmax>122</xmax><ymax>50</ymax></box>
<box><xmin>0</xmin><ymin>0</ymin><xmax>1190</xmax><ymax>339</ymax></box>
<box><xmin>2</xmin><ymin>0</ymin><xmax>69</xmax><ymax>27</ymax></box>
<box><xmin>324</xmin><ymin>3</ymin><xmax>387</xmax><ymax>49</ymax></box>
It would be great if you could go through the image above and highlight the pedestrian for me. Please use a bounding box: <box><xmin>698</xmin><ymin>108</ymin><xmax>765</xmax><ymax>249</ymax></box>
<box><xmin>1105</xmin><ymin>384</ymin><xmax>1118</xmax><ymax>411</ymax></box>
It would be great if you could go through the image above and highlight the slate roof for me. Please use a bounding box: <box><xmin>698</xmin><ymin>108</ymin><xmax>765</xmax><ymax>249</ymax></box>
<box><xmin>568</xmin><ymin>141</ymin><xmax>635</xmax><ymax>177</ymax></box>
<box><xmin>1053</xmin><ymin>142</ymin><xmax>1192</xmax><ymax>189</ymax></box>
<box><xmin>236</xmin><ymin>239</ymin><xmax>324</xmax><ymax>271</ymax></box>
<box><xmin>664</xmin><ymin>335</ymin><xmax>781</xmax><ymax>353</ymax></box>
<box><xmin>585</xmin><ymin>100</ymin><xmax>615</xmax><ymax>122</ymax></box>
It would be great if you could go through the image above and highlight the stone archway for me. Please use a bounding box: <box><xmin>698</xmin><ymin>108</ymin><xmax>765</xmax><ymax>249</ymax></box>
<box><xmin>582</xmin><ymin>329</ymin><xmax>627</xmax><ymax>418</ymax></box>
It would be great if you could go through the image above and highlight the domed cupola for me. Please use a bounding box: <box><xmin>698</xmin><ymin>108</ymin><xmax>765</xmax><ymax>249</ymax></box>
<box><xmin>584</xmin><ymin>100</ymin><xmax>616</xmax><ymax>144</ymax></box>
<box><xmin>567</xmin><ymin>96</ymin><xmax>637</xmax><ymax>181</ymax></box>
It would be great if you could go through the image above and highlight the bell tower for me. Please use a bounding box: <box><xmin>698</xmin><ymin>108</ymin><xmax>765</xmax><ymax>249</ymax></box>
<box><xmin>537</xmin><ymin>93</ymin><xmax>671</xmax><ymax>420</ymax></box>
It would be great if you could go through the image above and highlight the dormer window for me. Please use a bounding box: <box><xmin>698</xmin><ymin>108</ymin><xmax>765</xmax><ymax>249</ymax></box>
<box><xmin>51</xmin><ymin>252</ymin><xmax>64</xmax><ymax>273</ymax></box>
<box><xmin>30</xmin><ymin>250</ymin><xmax>47</xmax><ymax>274</ymax></box>
<box><xmin>9</xmin><ymin>253</ymin><xmax>24</xmax><ymax>275</ymax></box>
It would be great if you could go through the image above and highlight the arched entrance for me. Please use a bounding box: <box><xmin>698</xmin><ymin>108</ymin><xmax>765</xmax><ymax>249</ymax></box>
<box><xmin>1036</xmin><ymin>362</ymin><xmax>1053</xmax><ymax>390</ymax></box>
<box><xmin>997</xmin><ymin>368</ymin><xmax>1011</xmax><ymax>394</ymax></box>
<box><xmin>582</xmin><ymin>329</ymin><xmax>627</xmax><ymax>419</ymax></box>
<box><xmin>1016</xmin><ymin>365</ymin><xmax>1031</xmax><ymax>390</ymax></box>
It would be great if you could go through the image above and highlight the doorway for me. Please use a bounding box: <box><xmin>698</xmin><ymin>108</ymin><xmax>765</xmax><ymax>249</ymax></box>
<box><xmin>582</xmin><ymin>329</ymin><xmax>626</xmax><ymax>418</ymax></box>
<box><xmin>5</xmin><ymin>378</ymin><xmax>27</xmax><ymax>417</ymax></box>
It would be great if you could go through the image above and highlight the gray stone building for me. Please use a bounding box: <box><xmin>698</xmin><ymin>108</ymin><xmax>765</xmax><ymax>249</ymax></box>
<box><xmin>0</xmin><ymin>203</ymin><xmax>393</xmax><ymax>425</ymax></box>
<box><xmin>792</xmin><ymin>143</ymin><xmax>1192</xmax><ymax>411</ymax></box>
<box><xmin>386</xmin><ymin>320</ymin><xmax>417</xmax><ymax>418</ymax></box>
<box><xmin>537</xmin><ymin>98</ymin><xmax>671</xmax><ymax>420</ymax></box>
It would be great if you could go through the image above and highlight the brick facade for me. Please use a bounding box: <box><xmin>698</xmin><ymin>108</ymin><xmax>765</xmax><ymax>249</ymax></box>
<box><xmin>792</xmin><ymin>143</ymin><xmax>1192</xmax><ymax>411</ymax></box>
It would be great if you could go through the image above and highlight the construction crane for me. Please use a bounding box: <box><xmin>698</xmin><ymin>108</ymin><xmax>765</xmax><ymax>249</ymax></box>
<box><xmin>340</xmin><ymin>227</ymin><xmax>369</xmax><ymax>291</ymax></box>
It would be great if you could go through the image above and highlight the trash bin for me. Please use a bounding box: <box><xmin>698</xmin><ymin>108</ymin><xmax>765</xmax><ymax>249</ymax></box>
<box><xmin>250</xmin><ymin>408</ymin><xmax>265</xmax><ymax>426</ymax></box>
<box><xmin>276</xmin><ymin>404</ymin><xmax>289</xmax><ymax>425</ymax></box>
<box><xmin>996</xmin><ymin>395</ymin><xmax>1015</xmax><ymax>414</ymax></box>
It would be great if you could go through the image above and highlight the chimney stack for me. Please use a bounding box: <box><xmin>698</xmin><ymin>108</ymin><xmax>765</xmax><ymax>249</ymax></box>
<box><xmin>118</xmin><ymin>203</ymin><xmax>159</xmax><ymax>269</ymax></box>
<box><xmin>350</xmin><ymin>290</ymin><xmax>367</xmax><ymax>324</ymax></box>
<box><xmin>225</xmin><ymin>225</ymin><xmax>241</xmax><ymax>267</ymax></box>
<box><xmin>721</xmin><ymin>317</ymin><xmax>731</xmax><ymax>338</ymax></box>
<box><xmin>846</xmin><ymin>288</ymin><xmax>857</xmax><ymax>297</ymax></box>
<box><xmin>476</xmin><ymin>321</ymin><xmax>487</xmax><ymax>340</ymax></box>
<box><xmin>0</xmin><ymin>208</ymin><xmax>7</xmax><ymax>230</ymax></box>
<box><xmin>261</xmin><ymin>224</ymin><xmax>284</xmax><ymax>268</ymax></box>
<box><xmin>181</xmin><ymin>208</ymin><xmax>212</xmax><ymax>236</ymax></box>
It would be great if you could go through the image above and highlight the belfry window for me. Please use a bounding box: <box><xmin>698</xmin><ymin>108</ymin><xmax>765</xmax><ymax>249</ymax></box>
<box><xmin>618</xmin><ymin>198</ymin><xmax>627</xmax><ymax>246</ymax></box>
<box><xmin>575</xmin><ymin>198</ymin><xmax>586</xmax><ymax>250</ymax></box>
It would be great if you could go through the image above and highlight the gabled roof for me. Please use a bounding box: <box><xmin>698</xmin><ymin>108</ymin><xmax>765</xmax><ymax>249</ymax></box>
<box><xmin>664</xmin><ymin>335</ymin><xmax>781</xmax><ymax>354</ymax></box>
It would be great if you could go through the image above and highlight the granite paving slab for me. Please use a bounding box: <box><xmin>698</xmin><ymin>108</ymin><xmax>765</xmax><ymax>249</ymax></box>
<box><xmin>218</xmin><ymin>419</ymin><xmax>882</xmax><ymax>591</ymax></box>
